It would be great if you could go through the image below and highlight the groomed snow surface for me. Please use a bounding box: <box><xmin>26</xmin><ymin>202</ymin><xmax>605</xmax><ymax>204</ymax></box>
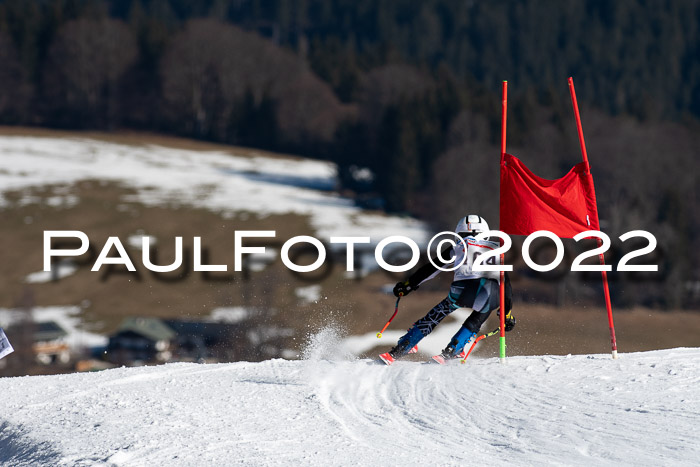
<box><xmin>1</xmin><ymin>347</ymin><xmax>698</xmax><ymax>466</ymax></box>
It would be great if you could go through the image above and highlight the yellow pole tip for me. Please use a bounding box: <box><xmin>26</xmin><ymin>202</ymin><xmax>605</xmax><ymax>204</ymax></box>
<box><xmin>376</xmin><ymin>333</ymin><xmax>382</xmax><ymax>338</ymax></box>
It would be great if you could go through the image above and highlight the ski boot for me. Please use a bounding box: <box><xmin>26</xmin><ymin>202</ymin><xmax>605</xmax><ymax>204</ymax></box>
<box><xmin>431</xmin><ymin>326</ymin><xmax>475</xmax><ymax>365</ymax></box>
<box><xmin>378</xmin><ymin>326</ymin><xmax>423</xmax><ymax>365</ymax></box>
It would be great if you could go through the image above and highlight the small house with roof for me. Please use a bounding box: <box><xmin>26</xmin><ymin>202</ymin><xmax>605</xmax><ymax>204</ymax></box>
<box><xmin>32</xmin><ymin>321</ymin><xmax>71</xmax><ymax>365</ymax></box>
<box><xmin>106</xmin><ymin>317</ymin><xmax>176</xmax><ymax>365</ymax></box>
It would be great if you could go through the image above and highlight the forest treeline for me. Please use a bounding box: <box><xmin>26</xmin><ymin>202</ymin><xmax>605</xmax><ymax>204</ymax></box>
<box><xmin>0</xmin><ymin>0</ymin><xmax>698</xmax><ymax>309</ymax></box>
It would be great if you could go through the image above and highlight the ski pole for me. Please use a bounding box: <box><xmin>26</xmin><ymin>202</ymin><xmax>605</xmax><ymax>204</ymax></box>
<box><xmin>460</xmin><ymin>328</ymin><xmax>500</xmax><ymax>363</ymax></box>
<box><xmin>376</xmin><ymin>296</ymin><xmax>401</xmax><ymax>338</ymax></box>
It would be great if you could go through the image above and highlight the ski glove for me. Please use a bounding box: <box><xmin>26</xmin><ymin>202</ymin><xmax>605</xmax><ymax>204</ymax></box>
<box><xmin>393</xmin><ymin>280</ymin><xmax>418</xmax><ymax>297</ymax></box>
<box><xmin>504</xmin><ymin>310</ymin><xmax>516</xmax><ymax>332</ymax></box>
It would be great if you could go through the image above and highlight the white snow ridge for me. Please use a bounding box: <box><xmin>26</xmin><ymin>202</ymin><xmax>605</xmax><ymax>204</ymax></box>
<box><xmin>1</xmin><ymin>348</ymin><xmax>699</xmax><ymax>466</ymax></box>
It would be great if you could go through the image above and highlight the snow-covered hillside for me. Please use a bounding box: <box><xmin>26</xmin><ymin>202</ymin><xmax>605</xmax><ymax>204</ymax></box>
<box><xmin>1</xmin><ymin>348</ymin><xmax>699</xmax><ymax>466</ymax></box>
<box><xmin>0</xmin><ymin>135</ymin><xmax>428</xmax><ymax>242</ymax></box>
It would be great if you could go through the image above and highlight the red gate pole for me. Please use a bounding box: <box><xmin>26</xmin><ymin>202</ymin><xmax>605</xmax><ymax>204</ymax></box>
<box><xmin>499</xmin><ymin>81</ymin><xmax>508</xmax><ymax>362</ymax></box>
<box><xmin>568</xmin><ymin>77</ymin><xmax>619</xmax><ymax>359</ymax></box>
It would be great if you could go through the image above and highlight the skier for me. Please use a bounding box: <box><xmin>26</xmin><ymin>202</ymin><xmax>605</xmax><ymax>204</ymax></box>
<box><xmin>379</xmin><ymin>214</ymin><xmax>515</xmax><ymax>365</ymax></box>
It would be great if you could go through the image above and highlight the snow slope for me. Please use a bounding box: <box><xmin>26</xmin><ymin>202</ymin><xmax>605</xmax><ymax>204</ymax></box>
<box><xmin>1</xmin><ymin>348</ymin><xmax>699</xmax><ymax>466</ymax></box>
<box><xmin>0</xmin><ymin>136</ymin><xmax>428</xmax><ymax>243</ymax></box>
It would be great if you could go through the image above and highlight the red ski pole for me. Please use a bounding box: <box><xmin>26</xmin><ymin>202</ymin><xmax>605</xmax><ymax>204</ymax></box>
<box><xmin>376</xmin><ymin>296</ymin><xmax>401</xmax><ymax>338</ymax></box>
<box><xmin>460</xmin><ymin>328</ymin><xmax>500</xmax><ymax>363</ymax></box>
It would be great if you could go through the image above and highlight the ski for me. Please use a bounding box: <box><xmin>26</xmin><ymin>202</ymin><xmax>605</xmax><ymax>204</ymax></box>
<box><xmin>377</xmin><ymin>345</ymin><xmax>417</xmax><ymax>365</ymax></box>
<box><xmin>430</xmin><ymin>354</ymin><xmax>447</xmax><ymax>365</ymax></box>
<box><xmin>430</xmin><ymin>328</ymin><xmax>501</xmax><ymax>365</ymax></box>
<box><xmin>429</xmin><ymin>350</ymin><xmax>466</xmax><ymax>365</ymax></box>
<box><xmin>378</xmin><ymin>352</ymin><xmax>395</xmax><ymax>365</ymax></box>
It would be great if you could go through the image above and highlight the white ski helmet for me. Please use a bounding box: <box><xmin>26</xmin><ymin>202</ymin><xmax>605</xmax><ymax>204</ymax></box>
<box><xmin>455</xmin><ymin>215</ymin><xmax>489</xmax><ymax>237</ymax></box>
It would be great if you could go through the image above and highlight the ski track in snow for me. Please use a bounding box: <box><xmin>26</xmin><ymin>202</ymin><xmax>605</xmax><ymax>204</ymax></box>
<box><xmin>1</xmin><ymin>348</ymin><xmax>699</xmax><ymax>466</ymax></box>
